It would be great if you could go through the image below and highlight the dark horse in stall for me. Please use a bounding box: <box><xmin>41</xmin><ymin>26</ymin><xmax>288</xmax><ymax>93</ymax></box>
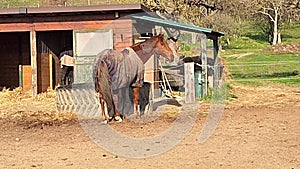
<box><xmin>93</xmin><ymin>34</ymin><xmax>174</xmax><ymax>124</ymax></box>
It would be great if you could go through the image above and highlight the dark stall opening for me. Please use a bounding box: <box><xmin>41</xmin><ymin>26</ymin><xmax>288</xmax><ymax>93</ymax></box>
<box><xmin>0</xmin><ymin>32</ymin><xmax>30</xmax><ymax>91</ymax></box>
<box><xmin>36</xmin><ymin>30</ymin><xmax>73</xmax><ymax>93</ymax></box>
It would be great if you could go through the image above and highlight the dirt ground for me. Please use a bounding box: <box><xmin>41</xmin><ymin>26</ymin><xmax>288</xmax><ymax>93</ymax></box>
<box><xmin>0</xmin><ymin>84</ymin><xmax>299</xmax><ymax>169</ymax></box>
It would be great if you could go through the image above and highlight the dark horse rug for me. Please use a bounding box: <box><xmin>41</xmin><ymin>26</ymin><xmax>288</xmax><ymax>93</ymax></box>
<box><xmin>93</xmin><ymin>48</ymin><xmax>150</xmax><ymax>117</ymax></box>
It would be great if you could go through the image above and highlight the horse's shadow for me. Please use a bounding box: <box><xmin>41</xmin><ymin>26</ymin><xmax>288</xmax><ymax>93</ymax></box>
<box><xmin>117</xmin><ymin>83</ymin><xmax>182</xmax><ymax>116</ymax></box>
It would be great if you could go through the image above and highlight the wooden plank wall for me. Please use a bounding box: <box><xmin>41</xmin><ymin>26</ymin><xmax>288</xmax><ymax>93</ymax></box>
<box><xmin>37</xmin><ymin>53</ymin><xmax>50</xmax><ymax>93</ymax></box>
<box><xmin>113</xmin><ymin>19</ymin><xmax>133</xmax><ymax>51</ymax></box>
<box><xmin>22</xmin><ymin>65</ymin><xmax>32</xmax><ymax>91</ymax></box>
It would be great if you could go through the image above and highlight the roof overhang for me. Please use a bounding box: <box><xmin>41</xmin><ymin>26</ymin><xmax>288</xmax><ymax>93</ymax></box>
<box><xmin>132</xmin><ymin>15</ymin><xmax>224</xmax><ymax>39</ymax></box>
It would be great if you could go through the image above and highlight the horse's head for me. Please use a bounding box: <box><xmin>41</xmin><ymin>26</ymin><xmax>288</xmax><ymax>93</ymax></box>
<box><xmin>152</xmin><ymin>34</ymin><xmax>175</xmax><ymax>62</ymax></box>
<box><xmin>133</xmin><ymin>34</ymin><xmax>175</xmax><ymax>63</ymax></box>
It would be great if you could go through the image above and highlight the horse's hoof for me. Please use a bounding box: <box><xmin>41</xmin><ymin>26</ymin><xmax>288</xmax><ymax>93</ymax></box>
<box><xmin>134</xmin><ymin>112</ymin><xmax>141</xmax><ymax>119</ymax></box>
<box><xmin>114</xmin><ymin>116</ymin><xmax>123</xmax><ymax>123</ymax></box>
<box><xmin>101</xmin><ymin>120</ymin><xmax>108</xmax><ymax>125</ymax></box>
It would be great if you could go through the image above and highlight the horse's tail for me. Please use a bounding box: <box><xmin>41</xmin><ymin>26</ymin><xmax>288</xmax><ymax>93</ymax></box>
<box><xmin>93</xmin><ymin>56</ymin><xmax>114</xmax><ymax>115</ymax></box>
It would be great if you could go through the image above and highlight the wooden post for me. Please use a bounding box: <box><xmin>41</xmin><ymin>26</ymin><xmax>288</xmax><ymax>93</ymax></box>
<box><xmin>184</xmin><ymin>62</ymin><xmax>195</xmax><ymax>103</ymax></box>
<box><xmin>30</xmin><ymin>29</ymin><xmax>37</xmax><ymax>97</ymax></box>
<box><xmin>200</xmin><ymin>33</ymin><xmax>208</xmax><ymax>96</ymax></box>
<box><xmin>49</xmin><ymin>53</ymin><xmax>53</xmax><ymax>89</ymax></box>
<box><xmin>213</xmin><ymin>38</ymin><xmax>219</xmax><ymax>88</ymax></box>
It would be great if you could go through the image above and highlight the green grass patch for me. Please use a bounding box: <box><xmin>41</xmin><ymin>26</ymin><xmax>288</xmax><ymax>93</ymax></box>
<box><xmin>281</xmin><ymin>23</ymin><xmax>300</xmax><ymax>43</ymax></box>
<box><xmin>222</xmin><ymin>22</ymin><xmax>300</xmax><ymax>87</ymax></box>
<box><xmin>0</xmin><ymin>0</ymin><xmax>140</xmax><ymax>8</ymax></box>
<box><xmin>0</xmin><ymin>0</ymin><xmax>39</xmax><ymax>8</ymax></box>
<box><xmin>224</xmin><ymin>53</ymin><xmax>300</xmax><ymax>86</ymax></box>
<box><xmin>222</xmin><ymin>36</ymin><xmax>267</xmax><ymax>51</ymax></box>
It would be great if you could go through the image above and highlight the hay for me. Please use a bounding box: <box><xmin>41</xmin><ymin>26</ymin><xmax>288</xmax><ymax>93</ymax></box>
<box><xmin>0</xmin><ymin>87</ymin><xmax>77</xmax><ymax>127</ymax></box>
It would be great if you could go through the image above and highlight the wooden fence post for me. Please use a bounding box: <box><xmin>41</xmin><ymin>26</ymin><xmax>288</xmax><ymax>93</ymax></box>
<box><xmin>200</xmin><ymin>33</ymin><xmax>207</xmax><ymax>97</ymax></box>
<box><xmin>184</xmin><ymin>62</ymin><xmax>195</xmax><ymax>103</ymax></box>
<box><xmin>30</xmin><ymin>29</ymin><xmax>37</xmax><ymax>97</ymax></box>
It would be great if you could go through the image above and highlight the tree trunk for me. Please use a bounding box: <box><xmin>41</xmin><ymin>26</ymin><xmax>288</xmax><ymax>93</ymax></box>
<box><xmin>272</xmin><ymin>7</ymin><xmax>279</xmax><ymax>45</ymax></box>
<box><xmin>277</xmin><ymin>32</ymin><xmax>281</xmax><ymax>44</ymax></box>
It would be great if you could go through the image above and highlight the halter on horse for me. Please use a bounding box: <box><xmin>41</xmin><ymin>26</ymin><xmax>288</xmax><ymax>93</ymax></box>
<box><xmin>93</xmin><ymin>34</ymin><xmax>174</xmax><ymax>124</ymax></box>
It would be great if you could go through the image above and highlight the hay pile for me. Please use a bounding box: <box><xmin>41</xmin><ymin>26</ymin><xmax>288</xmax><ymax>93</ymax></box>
<box><xmin>0</xmin><ymin>87</ymin><xmax>77</xmax><ymax>128</ymax></box>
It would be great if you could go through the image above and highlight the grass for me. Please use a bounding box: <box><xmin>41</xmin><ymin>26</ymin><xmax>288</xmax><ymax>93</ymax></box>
<box><xmin>224</xmin><ymin>53</ymin><xmax>300</xmax><ymax>86</ymax></box>
<box><xmin>281</xmin><ymin>23</ymin><xmax>300</xmax><ymax>43</ymax></box>
<box><xmin>0</xmin><ymin>0</ymin><xmax>140</xmax><ymax>8</ymax></box>
<box><xmin>222</xmin><ymin>22</ymin><xmax>300</xmax><ymax>87</ymax></box>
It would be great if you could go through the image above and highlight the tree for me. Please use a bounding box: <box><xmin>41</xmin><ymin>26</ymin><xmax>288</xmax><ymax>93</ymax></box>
<box><xmin>141</xmin><ymin>0</ymin><xmax>234</xmax><ymax>31</ymax></box>
<box><xmin>253</xmin><ymin>0</ymin><xmax>283</xmax><ymax>45</ymax></box>
<box><xmin>245</xmin><ymin>0</ymin><xmax>300</xmax><ymax>45</ymax></box>
<box><xmin>142</xmin><ymin>0</ymin><xmax>300</xmax><ymax>45</ymax></box>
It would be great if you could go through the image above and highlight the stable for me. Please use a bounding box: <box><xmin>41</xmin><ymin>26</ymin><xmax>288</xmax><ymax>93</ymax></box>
<box><xmin>0</xmin><ymin>4</ymin><xmax>150</xmax><ymax>95</ymax></box>
<box><xmin>0</xmin><ymin>4</ymin><xmax>224</xmax><ymax>100</ymax></box>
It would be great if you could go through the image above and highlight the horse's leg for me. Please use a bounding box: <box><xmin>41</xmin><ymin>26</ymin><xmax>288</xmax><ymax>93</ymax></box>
<box><xmin>100</xmin><ymin>94</ymin><xmax>108</xmax><ymax>124</ymax></box>
<box><xmin>98</xmin><ymin>85</ymin><xmax>109</xmax><ymax>124</ymax></box>
<box><xmin>97</xmin><ymin>63</ymin><xmax>110</xmax><ymax>124</ymax></box>
<box><xmin>112</xmin><ymin>93</ymin><xmax>122</xmax><ymax>122</ymax></box>
<box><xmin>133</xmin><ymin>87</ymin><xmax>140</xmax><ymax>118</ymax></box>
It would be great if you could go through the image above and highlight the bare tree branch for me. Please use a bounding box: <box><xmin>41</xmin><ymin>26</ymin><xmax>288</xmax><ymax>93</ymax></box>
<box><xmin>258</xmin><ymin>11</ymin><xmax>275</xmax><ymax>22</ymax></box>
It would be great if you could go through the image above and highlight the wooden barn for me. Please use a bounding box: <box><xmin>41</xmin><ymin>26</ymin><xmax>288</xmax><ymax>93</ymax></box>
<box><xmin>0</xmin><ymin>4</ymin><xmax>147</xmax><ymax>95</ymax></box>
<box><xmin>0</xmin><ymin>4</ymin><xmax>223</xmax><ymax>100</ymax></box>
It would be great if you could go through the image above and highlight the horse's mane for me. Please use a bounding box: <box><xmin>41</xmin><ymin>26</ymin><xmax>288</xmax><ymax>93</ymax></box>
<box><xmin>131</xmin><ymin>34</ymin><xmax>162</xmax><ymax>54</ymax></box>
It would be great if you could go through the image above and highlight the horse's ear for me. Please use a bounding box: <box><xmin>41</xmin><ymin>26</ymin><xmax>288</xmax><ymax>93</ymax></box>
<box><xmin>158</xmin><ymin>33</ymin><xmax>164</xmax><ymax>38</ymax></box>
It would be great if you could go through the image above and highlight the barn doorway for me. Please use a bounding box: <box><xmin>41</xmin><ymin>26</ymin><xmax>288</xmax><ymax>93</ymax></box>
<box><xmin>36</xmin><ymin>30</ymin><xmax>73</xmax><ymax>92</ymax></box>
<box><xmin>0</xmin><ymin>32</ymin><xmax>30</xmax><ymax>90</ymax></box>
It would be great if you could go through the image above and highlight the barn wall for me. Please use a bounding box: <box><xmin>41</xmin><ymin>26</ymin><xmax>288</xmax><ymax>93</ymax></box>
<box><xmin>0</xmin><ymin>32</ymin><xmax>30</xmax><ymax>90</ymax></box>
<box><xmin>1</xmin><ymin>19</ymin><xmax>133</xmax><ymax>50</ymax></box>
<box><xmin>112</xmin><ymin>19</ymin><xmax>133</xmax><ymax>51</ymax></box>
<box><xmin>0</xmin><ymin>13</ymin><xmax>133</xmax><ymax>92</ymax></box>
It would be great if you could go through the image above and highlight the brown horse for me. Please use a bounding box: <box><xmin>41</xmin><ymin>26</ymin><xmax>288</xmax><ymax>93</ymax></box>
<box><xmin>93</xmin><ymin>34</ymin><xmax>174</xmax><ymax>124</ymax></box>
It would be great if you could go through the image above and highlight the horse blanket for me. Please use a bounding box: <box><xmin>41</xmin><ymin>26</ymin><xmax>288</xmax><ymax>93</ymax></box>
<box><xmin>93</xmin><ymin>47</ymin><xmax>144</xmax><ymax>92</ymax></box>
<box><xmin>93</xmin><ymin>48</ymin><xmax>146</xmax><ymax>116</ymax></box>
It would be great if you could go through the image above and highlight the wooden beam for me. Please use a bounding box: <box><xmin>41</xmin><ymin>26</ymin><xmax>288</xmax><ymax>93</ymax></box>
<box><xmin>184</xmin><ymin>62</ymin><xmax>195</xmax><ymax>103</ymax></box>
<box><xmin>30</xmin><ymin>29</ymin><xmax>37</xmax><ymax>96</ymax></box>
<box><xmin>0</xmin><ymin>19</ymin><xmax>133</xmax><ymax>32</ymax></box>
<box><xmin>200</xmin><ymin>33</ymin><xmax>208</xmax><ymax>96</ymax></box>
<box><xmin>49</xmin><ymin>53</ymin><xmax>53</xmax><ymax>89</ymax></box>
<box><xmin>213</xmin><ymin>38</ymin><xmax>219</xmax><ymax>88</ymax></box>
<box><xmin>0</xmin><ymin>23</ymin><xmax>32</xmax><ymax>32</ymax></box>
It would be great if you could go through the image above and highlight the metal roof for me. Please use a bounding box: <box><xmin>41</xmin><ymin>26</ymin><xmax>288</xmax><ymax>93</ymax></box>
<box><xmin>132</xmin><ymin>15</ymin><xmax>224</xmax><ymax>37</ymax></box>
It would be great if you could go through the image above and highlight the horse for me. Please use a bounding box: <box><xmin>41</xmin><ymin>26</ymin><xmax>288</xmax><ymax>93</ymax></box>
<box><xmin>93</xmin><ymin>34</ymin><xmax>175</xmax><ymax>124</ymax></box>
